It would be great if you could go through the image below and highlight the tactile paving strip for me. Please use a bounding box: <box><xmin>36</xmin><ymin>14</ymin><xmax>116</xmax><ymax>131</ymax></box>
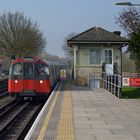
<box><xmin>37</xmin><ymin>85</ymin><xmax>63</xmax><ymax>140</ymax></box>
<box><xmin>43</xmin><ymin>86</ymin><xmax>64</xmax><ymax>139</ymax></box>
<box><xmin>56</xmin><ymin>84</ymin><xmax>75</xmax><ymax>140</ymax></box>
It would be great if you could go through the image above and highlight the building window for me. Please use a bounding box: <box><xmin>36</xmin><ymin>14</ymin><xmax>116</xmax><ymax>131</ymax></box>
<box><xmin>90</xmin><ymin>48</ymin><xmax>101</xmax><ymax>64</ymax></box>
<box><xmin>104</xmin><ymin>49</ymin><xmax>112</xmax><ymax>64</ymax></box>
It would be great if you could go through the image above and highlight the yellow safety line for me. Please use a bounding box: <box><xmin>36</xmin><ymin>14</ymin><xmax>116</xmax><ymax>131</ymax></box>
<box><xmin>56</xmin><ymin>84</ymin><xmax>75</xmax><ymax>140</ymax></box>
<box><xmin>37</xmin><ymin>85</ymin><xmax>61</xmax><ymax>140</ymax></box>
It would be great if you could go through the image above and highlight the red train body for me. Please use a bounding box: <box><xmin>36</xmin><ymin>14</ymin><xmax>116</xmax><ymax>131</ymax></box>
<box><xmin>8</xmin><ymin>57</ymin><xmax>60</xmax><ymax>98</ymax></box>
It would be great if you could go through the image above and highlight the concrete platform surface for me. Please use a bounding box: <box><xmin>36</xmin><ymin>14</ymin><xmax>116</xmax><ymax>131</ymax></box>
<box><xmin>25</xmin><ymin>84</ymin><xmax>140</xmax><ymax>140</ymax></box>
<box><xmin>72</xmin><ymin>86</ymin><xmax>140</xmax><ymax>140</ymax></box>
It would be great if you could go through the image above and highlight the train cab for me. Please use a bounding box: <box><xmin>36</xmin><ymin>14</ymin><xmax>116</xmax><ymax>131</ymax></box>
<box><xmin>8</xmin><ymin>57</ymin><xmax>54</xmax><ymax>97</ymax></box>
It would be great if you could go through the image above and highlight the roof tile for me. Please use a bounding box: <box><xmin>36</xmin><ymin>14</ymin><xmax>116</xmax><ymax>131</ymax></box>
<box><xmin>68</xmin><ymin>27</ymin><xmax>129</xmax><ymax>43</ymax></box>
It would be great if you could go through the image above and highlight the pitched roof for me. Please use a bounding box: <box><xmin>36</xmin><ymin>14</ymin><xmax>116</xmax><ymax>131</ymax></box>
<box><xmin>68</xmin><ymin>27</ymin><xmax>129</xmax><ymax>43</ymax></box>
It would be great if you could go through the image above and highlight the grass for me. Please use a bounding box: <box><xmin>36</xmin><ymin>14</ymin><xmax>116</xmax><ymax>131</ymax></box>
<box><xmin>121</xmin><ymin>87</ymin><xmax>140</xmax><ymax>99</ymax></box>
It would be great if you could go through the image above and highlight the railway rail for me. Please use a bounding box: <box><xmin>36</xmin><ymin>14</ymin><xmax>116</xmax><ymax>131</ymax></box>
<box><xmin>0</xmin><ymin>99</ymin><xmax>17</xmax><ymax>114</ymax></box>
<box><xmin>0</xmin><ymin>83</ymin><xmax>8</xmax><ymax>99</ymax></box>
<box><xmin>0</xmin><ymin>91</ymin><xmax>8</xmax><ymax>99</ymax></box>
<box><xmin>0</xmin><ymin>77</ymin><xmax>58</xmax><ymax>139</ymax></box>
<box><xmin>0</xmin><ymin>100</ymin><xmax>44</xmax><ymax>140</ymax></box>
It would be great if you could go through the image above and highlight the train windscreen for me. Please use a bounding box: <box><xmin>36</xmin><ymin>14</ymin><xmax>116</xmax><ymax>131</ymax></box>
<box><xmin>10</xmin><ymin>62</ymin><xmax>49</xmax><ymax>80</ymax></box>
<box><xmin>10</xmin><ymin>63</ymin><xmax>23</xmax><ymax>79</ymax></box>
<box><xmin>10</xmin><ymin>62</ymin><xmax>34</xmax><ymax>79</ymax></box>
<box><xmin>35</xmin><ymin>63</ymin><xmax>49</xmax><ymax>79</ymax></box>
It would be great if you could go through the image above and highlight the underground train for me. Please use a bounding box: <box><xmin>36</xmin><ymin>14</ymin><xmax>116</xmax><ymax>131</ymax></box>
<box><xmin>8</xmin><ymin>57</ymin><xmax>63</xmax><ymax>98</ymax></box>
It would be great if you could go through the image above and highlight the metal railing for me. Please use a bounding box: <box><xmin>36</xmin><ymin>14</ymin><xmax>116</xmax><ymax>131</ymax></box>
<box><xmin>122</xmin><ymin>72</ymin><xmax>140</xmax><ymax>77</ymax></box>
<box><xmin>102</xmin><ymin>72</ymin><xmax>122</xmax><ymax>98</ymax></box>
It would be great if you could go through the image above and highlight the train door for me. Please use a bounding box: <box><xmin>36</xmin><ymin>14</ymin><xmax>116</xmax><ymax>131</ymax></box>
<box><xmin>22</xmin><ymin>62</ymin><xmax>34</xmax><ymax>93</ymax></box>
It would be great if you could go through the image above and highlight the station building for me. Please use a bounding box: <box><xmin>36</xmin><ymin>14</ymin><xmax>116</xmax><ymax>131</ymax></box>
<box><xmin>67</xmin><ymin>27</ymin><xmax>129</xmax><ymax>86</ymax></box>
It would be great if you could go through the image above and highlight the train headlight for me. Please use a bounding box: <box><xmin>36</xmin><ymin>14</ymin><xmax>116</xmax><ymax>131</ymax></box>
<box><xmin>15</xmin><ymin>80</ymin><xmax>18</xmax><ymax>83</ymax></box>
<box><xmin>40</xmin><ymin>80</ymin><xmax>43</xmax><ymax>84</ymax></box>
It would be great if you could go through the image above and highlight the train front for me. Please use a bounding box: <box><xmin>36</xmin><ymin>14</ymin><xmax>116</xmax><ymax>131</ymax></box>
<box><xmin>8</xmin><ymin>58</ymin><xmax>51</xmax><ymax>98</ymax></box>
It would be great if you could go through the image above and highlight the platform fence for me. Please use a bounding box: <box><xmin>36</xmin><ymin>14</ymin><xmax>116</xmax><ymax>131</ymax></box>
<box><xmin>102</xmin><ymin>72</ymin><xmax>122</xmax><ymax>98</ymax></box>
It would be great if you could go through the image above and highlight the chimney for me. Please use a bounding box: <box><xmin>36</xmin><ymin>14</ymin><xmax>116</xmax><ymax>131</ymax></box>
<box><xmin>113</xmin><ymin>31</ymin><xmax>121</xmax><ymax>36</ymax></box>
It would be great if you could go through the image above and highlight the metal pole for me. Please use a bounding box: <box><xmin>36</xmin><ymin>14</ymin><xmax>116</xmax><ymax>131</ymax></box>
<box><xmin>111</xmin><ymin>75</ymin><xmax>113</xmax><ymax>94</ymax></box>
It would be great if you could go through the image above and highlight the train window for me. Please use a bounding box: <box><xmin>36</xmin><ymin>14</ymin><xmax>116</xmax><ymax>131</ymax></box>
<box><xmin>35</xmin><ymin>64</ymin><xmax>49</xmax><ymax>79</ymax></box>
<box><xmin>23</xmin><ymin>63</ymin><xmax>33</xmax><ymax>79</ymax></box>
<box><xmin>13</xmin><ymin>63</ymin><xmax>23</xmax><ymax>76</ymax></box>
<box><xmin>44</xmin><ymin>66</ymin><xmax>49</xmax><ymax>75</ymax></box>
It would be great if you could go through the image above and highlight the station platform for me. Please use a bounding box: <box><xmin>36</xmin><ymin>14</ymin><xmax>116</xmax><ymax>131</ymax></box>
<box><xmin>25</xmin><ymin>82</ymin><xmax>140</xmax><ymax>140</ymax></box>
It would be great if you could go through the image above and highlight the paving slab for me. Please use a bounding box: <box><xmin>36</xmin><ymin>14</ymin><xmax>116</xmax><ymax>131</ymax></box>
<box><xmin>72</xmin><ymin>86</ymin><xmax>140</xmax><ymax>140</ymax></box>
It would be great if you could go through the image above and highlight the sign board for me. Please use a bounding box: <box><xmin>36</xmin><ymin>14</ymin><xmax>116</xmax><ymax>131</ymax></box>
<box><xmin>130</xmin><ymin>78</ymin><xmax>140</xmax><ymax>87</ymax></box>
<box><xmin>122</xmin><ymin>77</ymin><xmax>130</xmax><ymax>86</ymax></box>
<box><xmin>60</xmin><ymin>69</ymin><xmax>66</xmax><ymax>79</ymax></box>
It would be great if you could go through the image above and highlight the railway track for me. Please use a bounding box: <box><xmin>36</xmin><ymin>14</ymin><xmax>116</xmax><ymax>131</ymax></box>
<box><xmin>0</xmin><ymin>99</ymin><xmax>17</xmax><ymax>114</ymax></box>
<box><xmin>0</xmin><ymin>100</ymin><xmax>45</xmax><ymax>140</ymax></box>
<box><xmin>0</xmin><ymin>84</ymin><xmax>8</xmax><ymax>99</ymax></box>
<box><xmin>0</xmin><ymin>91</ymin><xmax>8</xmax><ymax>99</ymax></box>
<box><xmin>0</xmin><ymin>78</ymin><xmax>56</xmax><ymax>139</ymax></box>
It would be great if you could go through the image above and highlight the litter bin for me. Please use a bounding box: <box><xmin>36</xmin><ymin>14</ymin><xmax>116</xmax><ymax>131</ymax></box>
<box><xmin>89</xmin><ymin>78</ymin><xmax>100</xmax><ymax>89</ymax></box>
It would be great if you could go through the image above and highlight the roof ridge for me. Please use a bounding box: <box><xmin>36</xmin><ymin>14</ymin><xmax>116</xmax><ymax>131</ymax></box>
<box><xmin>68</xmin><ymin>26</ymin><xmax>97</xmax><ymax>41</ymax></box>
<box><xmin>67</xmin><ymin>26</ymin><xmax>129</xmax><ymax>42</ymax></box>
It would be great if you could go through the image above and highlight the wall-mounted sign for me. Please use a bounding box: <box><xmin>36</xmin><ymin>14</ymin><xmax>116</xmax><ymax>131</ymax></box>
<box><xmin>130</xmin><ymin>78</ymin><xmax>140</xmax><ymax>87</ymax></box>
<box><xmin>122</xmin><ymin>77</ymin><xmax>130</xmax><ymax>86</ymax></box>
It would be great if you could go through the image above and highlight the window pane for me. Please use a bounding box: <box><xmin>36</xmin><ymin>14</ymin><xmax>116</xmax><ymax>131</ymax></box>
<box><xmin>11</xmin><ymin>63</ymin><xmax>23</xmax><ymax>79</ymax></box>
<box><xmin>35</xmin><ymin>64</ymin><xmax>49</xmax><ymax>79</ymax></box>
<box><xmin>109</xmin><ymin>50</ymin><xmax>112</xmax><ymax>57</ymax></box>
<box><xmin>105</xmin><ymin>49</ymin><xmax>112</xmax><ymax>64</ymax></box>
<box><xmin>79</xmin><ymin>50</ymin><xmax>88</xmax><ymax>65</ymax></box>
<box><xmin>13</xmin><ymin>63</ymin><xmax>22</xmax><ymax>76</ymax></box>
<box><xmin>90</xmin><ymin>48</ymin><xmax>101</xmax><ymax>64</ymax></box>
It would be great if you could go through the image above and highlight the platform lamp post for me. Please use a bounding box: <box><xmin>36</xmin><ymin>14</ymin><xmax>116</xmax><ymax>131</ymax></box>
<box><xmin>115</xmin><ymin>2</ymin><xmax>140</xmax><ymax>6</ymax></box>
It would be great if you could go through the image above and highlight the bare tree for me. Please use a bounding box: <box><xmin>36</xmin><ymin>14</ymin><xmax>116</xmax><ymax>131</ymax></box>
<box><xmin>62</xmin><ymin>32</ymin><xmax>77</xmax><ymax>58</ymax></box>
<box><xmin>116</xmin><ymin>7</ymin><xmax>140</xmax><ymax>34</ymax></box>
<box><xmin>41</xmin><ymin>50</ymin><xmax>67</xmax><ymax>61</ymax></box>
<box><xmin>0</xmin><ymin>12</ymin><xmax>46</xmax><ymax>58</ymax></box>
<box><xmin>116</xmin><ymin>7</ymin><xmax>140</xmax><ymax>70</ymax></box>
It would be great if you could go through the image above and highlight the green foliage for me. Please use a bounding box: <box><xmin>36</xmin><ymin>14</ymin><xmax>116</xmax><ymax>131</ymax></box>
<box><xmin>116</xmin><ymin>7</ymin><xmax>140</xmax><ymax>70</ymax></box>
<box><xmin>122</xmin><ymin>87</ymin><xmax>140</xmax><ymax>99</ymax></box>
<box><xmin>129</xmin><ymin>30</ymin><xmax>140</xmax><ymax>68</ymax></box>
<box><xmin>122</xmin><ymin>54</ymin><xmax>136</xmax><ymax>72</ymax></box>
<box><xmin>0</xmin><ymin>12</ymin><xmax>46</xmax><ymax>58</ymax></box>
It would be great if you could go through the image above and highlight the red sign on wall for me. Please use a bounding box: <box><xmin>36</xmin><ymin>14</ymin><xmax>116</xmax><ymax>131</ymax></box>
<box><xmin>130</xmin><ymin>78</ymin><xmax>140</xmax><ymax>87</ymax></box>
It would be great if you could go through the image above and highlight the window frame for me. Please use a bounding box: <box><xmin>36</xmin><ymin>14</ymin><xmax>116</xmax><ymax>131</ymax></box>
<box><xmin>90</xmin><ymin>47</ymin><xmax>101</xmax><ymax>65</ymax></box>
<box><xmin>104</xmin><ymin>49</ymin><xmax>113</xmax><ymax>64</ymax></box>
<box><xmin>35</xmin><ymin>63</ymin><xmax>50</xmax><ymax>80</ymax></box>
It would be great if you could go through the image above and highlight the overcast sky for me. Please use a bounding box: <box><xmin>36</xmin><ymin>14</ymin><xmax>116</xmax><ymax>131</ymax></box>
<box><xmin>0</xmin><ymin>0</ymin><xmax>139</xmax><ymax>57</ymax></box>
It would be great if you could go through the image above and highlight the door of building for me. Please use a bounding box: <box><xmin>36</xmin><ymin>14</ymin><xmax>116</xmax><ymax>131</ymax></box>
<box><xmin>104</xmin><ymin>49</ymin><xmax>113</xmax><ymax>75</ymax></box>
